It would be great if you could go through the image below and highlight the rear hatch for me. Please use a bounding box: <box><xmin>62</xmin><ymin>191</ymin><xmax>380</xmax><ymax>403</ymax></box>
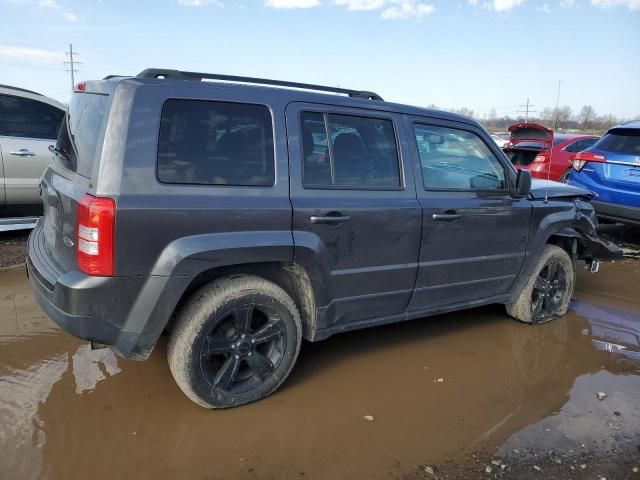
<box><xmin>41</xmin><ymin>83</ymin><xmax>112</xmax><ymax>274</ymax></box>
<box><xmin>504</xmin><ymin>123</ymin><xmax>553</xmax><ymax>167</ymax></box>
<box><xmin>587</xmin><ymin>127</ymin><xmax>640</xmax><ymax>190</ymax></box>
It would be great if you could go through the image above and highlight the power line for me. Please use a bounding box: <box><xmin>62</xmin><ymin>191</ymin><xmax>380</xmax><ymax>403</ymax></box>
<box><xmin>63</xmin><ymin>43</ymin><xmax>80</xmax><ymax>93</ymax></box>
<box><xmin>517</xmin><ymin>98</ymin><xmax>536</xmax><ymax>123</ymax></box>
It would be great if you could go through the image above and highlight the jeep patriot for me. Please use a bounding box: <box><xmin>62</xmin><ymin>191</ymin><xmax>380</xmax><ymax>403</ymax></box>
<box><xmin>27</xmin><ymin>69</ymin><xmax>621</xmax><ymax>408</ymax></box>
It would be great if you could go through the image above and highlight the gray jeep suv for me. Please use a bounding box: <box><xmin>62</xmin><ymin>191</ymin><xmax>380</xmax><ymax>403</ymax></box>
<box><xmin>27</xmin><ymin>69</ymin><xmax>621</xmax><ymax>408</ymax></box>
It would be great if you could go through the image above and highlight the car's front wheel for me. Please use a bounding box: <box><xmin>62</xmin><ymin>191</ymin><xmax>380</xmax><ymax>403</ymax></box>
<box><xmin>168</xmin><ymin>275</ymin><xmax>302</xmax><ymax>408</ymax></box>
<box><xmin>506</xmin><ymin>245</ymin><xmax>574</xmax><ymax>324</ymax></box>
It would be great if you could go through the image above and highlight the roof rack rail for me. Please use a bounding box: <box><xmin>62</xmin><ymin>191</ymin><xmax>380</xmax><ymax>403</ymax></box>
<box><xmin>136</xmin><ymin>68</ymin><xmax>384</xmax><ymax>101</ymax></box>
<box><xmin>0</xmin><ymin>84</ymin><xmax>42</xmax><ymax>96</ymax></box>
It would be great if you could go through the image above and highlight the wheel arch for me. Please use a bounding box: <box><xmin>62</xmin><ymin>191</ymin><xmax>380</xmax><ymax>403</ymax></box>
<box><xmin>165</xmin><ymin>262</ymin><xmax>318</xmax><ymax>341</ymax></box>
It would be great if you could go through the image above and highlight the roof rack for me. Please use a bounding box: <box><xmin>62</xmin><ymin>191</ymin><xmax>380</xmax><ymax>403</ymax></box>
<box><xmin>0</xmin><ymin>84</ymin><xmax>42</xmax><ymax>96</ymax></box>
<box><xmin>136</xmin><ymin>68</ymin><xmax>384</xmax><ymax>101</ymax></box>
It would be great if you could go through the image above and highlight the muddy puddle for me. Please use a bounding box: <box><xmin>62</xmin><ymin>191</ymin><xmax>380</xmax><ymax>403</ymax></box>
<box><xmin>0</xmin><ymin>260</ymin><xmax>639</xmax><ymax>479</ymax></box>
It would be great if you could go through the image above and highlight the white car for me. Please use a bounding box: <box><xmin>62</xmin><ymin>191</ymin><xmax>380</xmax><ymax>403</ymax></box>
<box><xmin>490</xmin><ymin>133</ymin><xmax>509</xmax><ymax>149</ymax></box>
<box><xmin>0</xmin><ymin>85</ymin><xmax>65</xmax><ymax>231</ymax></box>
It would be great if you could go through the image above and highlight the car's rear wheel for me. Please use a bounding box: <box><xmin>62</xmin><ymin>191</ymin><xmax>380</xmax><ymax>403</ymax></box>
<box><xmin>506</xmin><ymin>245</ymin><xmax>574</xmax><ymax>324</ymax></box>
<box><xmin>558</xmin><ymin>169</ymin><xmax>571</xmax><ymax>183</ymax></box>
<box><xmin>168</xmin><ymin>275</ymin><xmax>302</xmax><ymax>408</ymax></box>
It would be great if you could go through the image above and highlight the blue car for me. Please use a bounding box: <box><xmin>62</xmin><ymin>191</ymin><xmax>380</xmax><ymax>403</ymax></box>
<box><xmin>568</xmin><ymin>120</ymin><xmax>640</xmax><ymax>226</ymax></box>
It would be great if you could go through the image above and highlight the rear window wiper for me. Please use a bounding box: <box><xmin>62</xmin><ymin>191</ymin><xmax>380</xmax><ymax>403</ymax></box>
<box><xmin>48</xmin><ymin>144</ymin><xmax>71</xmax><ymax>162</ymax></box>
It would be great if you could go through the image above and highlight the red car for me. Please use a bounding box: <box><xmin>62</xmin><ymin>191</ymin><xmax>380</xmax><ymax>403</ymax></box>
<box><xmin>503</xmin><ymin>123</ymin><xmax>598</xmax><ymax>182</ymax></box>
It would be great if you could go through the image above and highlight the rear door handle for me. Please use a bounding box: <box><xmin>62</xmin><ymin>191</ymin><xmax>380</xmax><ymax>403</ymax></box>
<box><xmin>9</xmin><ymin>149</ymin><xmax>36</xmax><ymax>157</ymax></box>
<box><xmin>310</xmin><ymin>215</ymin><xmax>351</xmax><ymax>225</ymax></box>
<box><xmin>432</xmin><ymin>213</ymin><xmax>461</xmax><ymax>222</ymax></box>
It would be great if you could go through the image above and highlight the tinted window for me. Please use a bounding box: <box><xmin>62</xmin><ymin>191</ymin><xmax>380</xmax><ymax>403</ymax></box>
<box><xmin>158</xmin><ymin>100</ymin><xmax>274</xmax><ymax>186</ymax></box>
<box><xmin>594</xmin><ymin>131</ymin><xmax>640</xmax><ymax>155</ymax></box>
<box><xmin>0</xmin><ymin>94</ymin><xmax>64</xmax><ymax>139</ymax></box>
<box><xmin>301</xmin><ymin>112</ymin><xmax>400</xmax><ymax>188</ymax></box>
<box><xmin>414</xmin><ymin>124</ymin><xmax>507</xmax><ymax>190</ymax></box>
<box><xmin>565</xmin><ymin>138</ymin><xmax>597</xmax><ymax>153</ymax></box>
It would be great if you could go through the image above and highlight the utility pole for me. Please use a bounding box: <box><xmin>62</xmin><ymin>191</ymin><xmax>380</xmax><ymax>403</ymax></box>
<box><xmin>553</xmin><ymin>81</ymin><xmax>562</xmax><ymax>131</ymax></box>
<box><xmin>64</xmin><ymin>43</ymin><xmax>80</xmax><ymax>93</ymax></box>
<box><xmin>517</xmin><ymin>98</ymin><xmax>536</xmax><ymax>123</ymax></box>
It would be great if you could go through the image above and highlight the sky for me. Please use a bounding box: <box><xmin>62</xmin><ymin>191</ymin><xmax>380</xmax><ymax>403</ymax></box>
<box><xmin>0</xmin><ymin>0</ymin><xmax>639</xmax><ymax>119</ymax></box>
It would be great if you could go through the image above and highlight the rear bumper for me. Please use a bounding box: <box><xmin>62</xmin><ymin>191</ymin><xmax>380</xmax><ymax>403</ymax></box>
<box><xmin>26</xmin><ymin>221</ymin><xmax>189</xmax><ymax>359</ymax></box>
<box><xmin>591</xmin><ymin>200</ymin><xmax>640</xmax><ymax>226</ymax></box>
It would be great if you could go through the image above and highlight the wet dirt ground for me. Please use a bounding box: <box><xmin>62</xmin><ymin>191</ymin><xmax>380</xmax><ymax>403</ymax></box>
<box><xmin>0</xmin><ymin>228</ymin><xmax>639</xmax><ymax>480</ymax></box>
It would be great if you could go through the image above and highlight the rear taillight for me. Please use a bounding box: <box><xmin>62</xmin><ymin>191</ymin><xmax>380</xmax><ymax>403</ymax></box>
<box><xmin>572</xmin><ymin>151</ymin><xmax>606</xmax><ymax>172</ymax></box>
<box><xmin>534</xmin><ymin>154</ymin><xmax>548</xmax><ymax>163</ymax></box>
<box><xmin>77</xmin><ymin>194</ymin><xmax>115</xmax><ymax>276</ymax></box>
<box><xmin>74</xmin><ymin>82</ymin><xmax>86</xmax><ymax>93</ymax></box>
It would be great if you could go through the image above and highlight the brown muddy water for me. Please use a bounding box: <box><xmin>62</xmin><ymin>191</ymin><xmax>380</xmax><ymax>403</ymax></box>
<box><xmin>0</xmin><ymin>260</ymin><xmax>639</xmax><ymax>480</ymax></box>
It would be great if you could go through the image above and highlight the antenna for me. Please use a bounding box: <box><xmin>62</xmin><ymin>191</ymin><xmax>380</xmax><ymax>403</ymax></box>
<box><xmin>553</xmin><ymin>81</ymin><xmax>561</xmax><ymax>131</ymax></box>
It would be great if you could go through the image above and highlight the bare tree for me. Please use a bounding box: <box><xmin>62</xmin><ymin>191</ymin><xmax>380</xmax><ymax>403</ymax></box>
<box><xmin>488</xmin><ymin>108</ymin><xmax>497</xmax><ymax>129</ymax></box>
<box><xmin>578</xmin><ymin>105</ymin><xmax>597</xmax><ymax>130</ymax></box>
<box><xmin>557</xmin><ymin>105</ymin><xmax>573</xmax><ymax>131</ymax></box>
<box><xmin>453</xmin><ymin>107</ymin><xmax>474</xmax><ymax>118</ymax></box>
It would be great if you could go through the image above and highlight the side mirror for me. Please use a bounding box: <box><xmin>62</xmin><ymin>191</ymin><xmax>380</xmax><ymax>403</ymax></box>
<box><xmin>514</xmin><ymin>169</ymin><xmax>531</xmax><ymax>198</ymax></box>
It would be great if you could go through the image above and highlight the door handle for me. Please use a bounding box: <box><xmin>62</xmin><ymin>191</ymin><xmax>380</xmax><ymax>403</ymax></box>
<box><xmin>310</xmin><ymin>214</ymin><xmax>351</xmax><ymax>225</ymax></box>
<box><xmin>9</xmin><ymin>149</ymin><xmax>36</xmax><ymax>157</ymax></box>
<box><xmin>432</xmin><ymin>213</ymin><xmax>461</xmax><ymax>222</ymax></box>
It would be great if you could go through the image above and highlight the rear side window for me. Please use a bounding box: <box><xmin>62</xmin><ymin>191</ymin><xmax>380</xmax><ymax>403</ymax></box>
<box><xmin>565</xmin><ymin>138</ymin><xmax>597</xmax><ymax>153</ymax></box>
<box><xmin>414</xmin><ymin>124</ymin><xmax>507</xmax><ymax>190</ymax></box>
<box><xmin>0</xmin><ymin>94</ymin><xmax>63</xmax><ymax>139</ymax></box>
<box><xmin>158</xmin><ymin>100</ymin><xmax>274</xmax><ymax>186</ymax></box>
<box><xmin>301</xmin><ymin>111</ymin><xmax>401</xmax><ymax>189</ymax></box>
<box><xmin>594</xmin><ymin>131</ymin><xmax>640</xmax><ymax>155</ymax></box>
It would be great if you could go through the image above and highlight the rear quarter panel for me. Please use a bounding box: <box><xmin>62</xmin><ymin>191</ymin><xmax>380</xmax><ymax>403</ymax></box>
<box><xmin>96</xmin><ymin>80</ymin><xmax>294</xmax><ymax>278</ymax></box>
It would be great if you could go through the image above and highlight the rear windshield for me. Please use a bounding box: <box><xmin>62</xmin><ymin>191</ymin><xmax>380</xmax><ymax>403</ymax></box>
<box><xmin>55</xmin><ymin>92</ymin><xmax>109</xmax><ymax>178</ymax></box>
<box><xmin>594</xmin><ymin>130</ymin><xmax>640</xmax><ymax>156</ymax></box>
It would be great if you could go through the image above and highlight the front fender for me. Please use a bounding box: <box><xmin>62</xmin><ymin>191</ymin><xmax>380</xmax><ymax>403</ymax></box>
<box><xmin>508</xmin><ymin>199</ymin><xmax>622</xmax><ymax>304</ymax></box>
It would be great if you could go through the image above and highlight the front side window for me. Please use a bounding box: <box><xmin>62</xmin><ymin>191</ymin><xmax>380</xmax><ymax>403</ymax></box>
<box><xmin>301</xmin><ymin>111</ymin><xmax>401</xmax><ymax>189</ymax></box>
<box><xmin>414</xmin><ymin>124</ymin><xmax>507</xmax><ymax>191</ymax></box>
<box><xmin>0</xmin><ymin>94</ymin><xmax>64</xmax><ymax>139</ymax></box>
<box><xmin>158</xmin><ymin>99</ymin><xmax>274</xmax><ymax>186</ymax></box>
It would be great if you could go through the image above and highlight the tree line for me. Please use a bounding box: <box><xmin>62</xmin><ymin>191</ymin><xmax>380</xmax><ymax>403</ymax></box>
<box><xmin>426</xmin><ymin>104</ymin><xmax>638</xmax><ymax>134</ymax></box>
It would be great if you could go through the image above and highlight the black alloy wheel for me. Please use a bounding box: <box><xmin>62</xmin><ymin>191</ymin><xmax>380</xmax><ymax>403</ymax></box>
<box><xmin>200</xmin><ymin>303</ymin><xmax>286</xmax><ymax>394</ymax></box>
<box><xmin>531</xmin><ymin>260</ymin><xmax>568</xmax><ymax>322</ymax></box>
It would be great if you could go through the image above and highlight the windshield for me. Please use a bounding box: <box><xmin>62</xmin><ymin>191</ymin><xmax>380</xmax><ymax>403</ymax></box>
<box><xmin>55</xmin><ymin>92</ymin><xmax>109</xmax><ymax>178</ymax></box>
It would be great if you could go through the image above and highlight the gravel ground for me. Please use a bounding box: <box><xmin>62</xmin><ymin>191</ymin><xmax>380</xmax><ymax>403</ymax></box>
<box><xmin>0</xmin><ymin>231</ymin><xmax>28</xmax><ymax>269</ymax></box>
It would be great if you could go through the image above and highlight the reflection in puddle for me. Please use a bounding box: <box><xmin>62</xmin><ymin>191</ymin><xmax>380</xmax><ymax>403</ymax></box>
<box><xmin>72</xmin><ymin>344</ymin><xmax>121</xmax><ymax>394</ymax></box>
<box><xmin>0</xmin><ymin>261</ymin><xmax>637</xmax><ymax>479</ymax></box>
<box><xmin>573</xmin><ymin>299</ymin><xmax>640</xmax><ymax>362</ymax></box>
<box><xmin>0</xmin><ymin>354</ymin><xmax>68</xmax><ymax>479</ymax></box>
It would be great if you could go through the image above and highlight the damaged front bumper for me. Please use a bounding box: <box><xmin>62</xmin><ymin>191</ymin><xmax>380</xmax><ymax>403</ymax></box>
<box><xmin>556</xmin><ymin>199</ymin><xmax>623</xmax><ymax>265</ymax></box>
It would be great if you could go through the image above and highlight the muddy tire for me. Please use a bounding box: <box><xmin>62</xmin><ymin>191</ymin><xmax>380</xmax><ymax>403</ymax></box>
<box><xmin>167</xmin><ymin>275</ymin><xmax>302</xmax><ymax>409</ymax></box>
<box><xmin>506</xmin><ymin>245</ymin><xmax>574</xmax><ymax>324</ymax></box>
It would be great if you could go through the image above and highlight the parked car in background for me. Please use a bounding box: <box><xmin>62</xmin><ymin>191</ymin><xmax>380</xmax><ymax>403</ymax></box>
<box><xmin>0</xmin><ymin>85</ymin><xmax>65</xmax><ymax>231</ymax></box>
<box><xmin>569</xmin><ymin>121</ymin><xmax>640</xmax><ymax>226</ymax></box>
<box><xmin>27</xmin><ymin>69</ymin><xmax>620</xmax><ymax>409</ymax></box>
<box><xmin>503</xmin><ymin>123</ymin><xmax>598</xmax><ymax>182</ymax></box>
<box><xmin>490</xmin><ymin>133</ymin><xmax>509</xmax><ymax>149</ymax></box>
